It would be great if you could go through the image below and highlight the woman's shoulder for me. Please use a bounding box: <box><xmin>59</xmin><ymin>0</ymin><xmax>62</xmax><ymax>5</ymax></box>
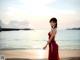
<box><xmin>52</xmin><ymin>28</ymin><xmax>57</xmax><ymax>32</ymax></box>
<box><xmin>48</xmin><ymin>28</ymin><xmax>57</xmax><ymax>34</ymax></box>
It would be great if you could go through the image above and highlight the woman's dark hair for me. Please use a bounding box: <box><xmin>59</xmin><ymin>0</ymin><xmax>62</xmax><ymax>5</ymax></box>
<box><xmin>49</xmin><ymin>17</ymin><xmax>57</xmax><ymax>28</ymax></box>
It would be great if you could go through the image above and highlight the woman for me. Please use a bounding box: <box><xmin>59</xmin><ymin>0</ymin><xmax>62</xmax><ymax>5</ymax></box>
<box><xmin>43</xmin><ymin>17</ymin><xmax>60</xmax><ymax>60</ymax></box>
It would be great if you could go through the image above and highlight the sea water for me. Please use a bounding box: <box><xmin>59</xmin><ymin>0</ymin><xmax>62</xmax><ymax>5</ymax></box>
<box><xmin>0</xmin><ymin>29</ymin><xmax>80</xmax><ymax>50</ymax></box>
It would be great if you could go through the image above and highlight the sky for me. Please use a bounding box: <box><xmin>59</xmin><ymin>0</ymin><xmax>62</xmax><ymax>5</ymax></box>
<box><xmin>0</xmin><ymin>0</ymin><xmax>80</xmax><ymax>29</ymax></box>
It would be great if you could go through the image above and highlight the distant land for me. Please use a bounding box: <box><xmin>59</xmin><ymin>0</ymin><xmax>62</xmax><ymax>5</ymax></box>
<box><xmin>0</xmin><ymin>20</ymin><xmax>33</xmax><ymax>31</ymax></box>
<box><xmin>66</xmin><ymin>27</ymin><xmax>80</xmax><ymax>30</ymax></box>
<box><xmin>0</xmin><ymin>28</ymin><xmax>33</xmax><ymax>31</ymax></box>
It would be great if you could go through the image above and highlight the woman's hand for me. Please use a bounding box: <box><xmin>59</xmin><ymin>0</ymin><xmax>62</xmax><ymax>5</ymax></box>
<box><xmin>43</xmin><ymin>45</ymin><xmax>47</xmax><ymax>50</ymax></box>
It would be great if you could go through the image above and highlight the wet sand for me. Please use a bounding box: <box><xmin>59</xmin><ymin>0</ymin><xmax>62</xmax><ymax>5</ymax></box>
<box><xmin>6</xmin><ymin>57</ymin><xmax>80</xmax><ymax>60</ymax></box>
<box><xmin>0</xmin><ymin>49</ymin><xmax>80</xmax><ymax>60</ymax></box>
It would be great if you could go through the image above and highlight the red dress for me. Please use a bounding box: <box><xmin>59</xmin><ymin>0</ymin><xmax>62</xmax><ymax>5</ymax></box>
<box><xmin>48</xmin><ymin>32</ymin><xmax>60</xmax><ymax>60</ymax></box>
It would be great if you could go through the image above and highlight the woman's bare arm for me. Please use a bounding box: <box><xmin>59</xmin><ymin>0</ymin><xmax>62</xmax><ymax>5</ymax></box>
<box><xmin>43</xmin><ymin>29</ymin><xmax>57</xmax><ymax>49</ymax></box>
<box><xmin>47</xmin><ymin>31</ymin><xmax>56</xmax><ymax>45</ymax></box>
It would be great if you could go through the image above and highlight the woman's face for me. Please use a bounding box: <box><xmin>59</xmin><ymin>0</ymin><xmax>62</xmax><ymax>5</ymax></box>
<box><xmin>50</xmin><ymin>22</ymin><xmax>56</xmax><ymax>28</ymax></box>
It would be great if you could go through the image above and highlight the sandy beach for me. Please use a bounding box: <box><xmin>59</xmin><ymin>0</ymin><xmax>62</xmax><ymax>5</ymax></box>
<box><xmin>0</xmin><ymin>49</ymin><xmax>80</xmax><ymax>60</ymax></box>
